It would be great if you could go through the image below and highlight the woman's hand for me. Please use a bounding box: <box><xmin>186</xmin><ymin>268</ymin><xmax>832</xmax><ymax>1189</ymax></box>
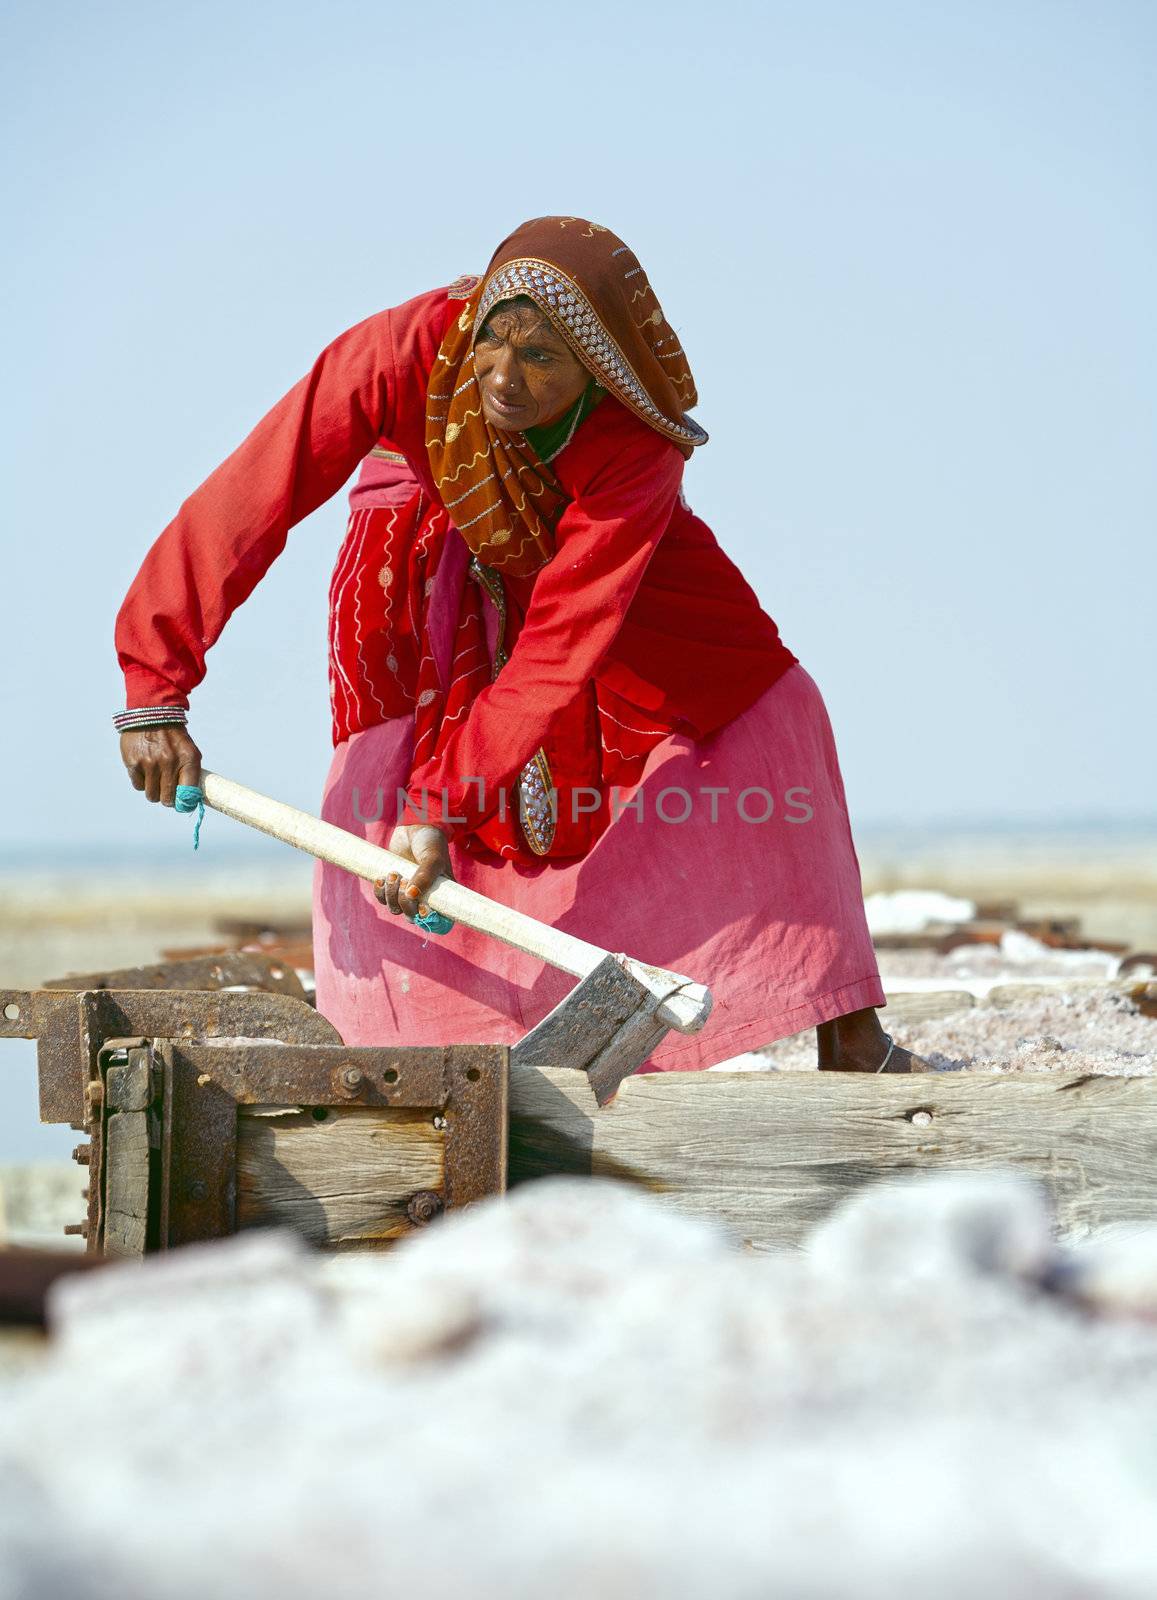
<box><xmin>374</xmin><ymin>824</ymin><xmax>454</xmax><ymax>920</ymax></box>
<box><xmin>120</xmin><ymin>726</ymin><xmax>203</xmax><ymax>806</ymax></box>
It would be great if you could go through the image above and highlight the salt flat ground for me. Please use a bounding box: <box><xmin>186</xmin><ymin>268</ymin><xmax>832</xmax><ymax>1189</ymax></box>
<box><xmin>2</xmin><ymin>822</ymin><xmax>1154</xmax><ymax>988</ymax></box>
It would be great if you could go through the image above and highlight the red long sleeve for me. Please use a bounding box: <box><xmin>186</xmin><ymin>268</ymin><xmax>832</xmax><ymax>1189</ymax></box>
<box><xmin>115</xmin><ymin>290</ymin><xmax>449</xmax><ymax>708</ymax></box>
<box><xmin>116</xmin><ymin>281</ymin><xmax>799</xmax><ymax>858</ymax></box>
<box><xmin>397</xmin><ymin>426</ymin><xmax>685</xmax><ymax>841</ymax></box>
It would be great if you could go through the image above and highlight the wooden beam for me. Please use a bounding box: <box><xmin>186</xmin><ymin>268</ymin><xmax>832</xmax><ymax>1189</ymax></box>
<box><xmin>509</xmin><ymin>1065</ymin><xmax>1157</xmax><ymax>1249</ymax></box>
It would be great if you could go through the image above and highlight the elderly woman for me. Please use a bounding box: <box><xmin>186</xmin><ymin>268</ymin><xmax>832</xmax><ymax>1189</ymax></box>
<box><xmin>116</xmin><ymin>216</ymin><xmax>920</xmax><ymax>1074</ymax></box>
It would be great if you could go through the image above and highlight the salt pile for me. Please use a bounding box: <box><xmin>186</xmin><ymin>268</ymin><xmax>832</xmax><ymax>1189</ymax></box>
<box><xmin>4</xmin><ymin>1175</ymin><xmax>1157</xmax><ymax>1598</ymax></box>
<box><xmin>732</xmin><ymin>985</ymin><xmax>1157</xmax><ymax>1075</ymax></box>
<box><xmin>864</xmin><ymin>888</ymin><xmax>976</xmax><ymax>935</ymax></box>
<box><xmin>880</xmin><ymin>927</ymin><xmax>1127</xmax><ymax>982</ymax></box>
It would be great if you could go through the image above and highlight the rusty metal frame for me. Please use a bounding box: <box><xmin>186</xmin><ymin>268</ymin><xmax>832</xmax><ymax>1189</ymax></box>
<box><xmin>4</xmin><ymin>987</ymin><xmax>507</xmax><ymax>1254</ymax></box>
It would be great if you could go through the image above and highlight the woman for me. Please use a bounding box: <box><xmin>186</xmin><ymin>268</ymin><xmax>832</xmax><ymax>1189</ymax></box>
<box><xmin>116</xmin><ymin>216</ymin><xmax>920</xmax><ymax>1073</ymax></box>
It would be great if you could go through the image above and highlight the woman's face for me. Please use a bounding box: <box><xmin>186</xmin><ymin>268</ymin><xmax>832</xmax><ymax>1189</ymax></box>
<box><xmin>474</xmin><ymin>298</ymin><xmax>590</xmax><ymax>431</ymax></box>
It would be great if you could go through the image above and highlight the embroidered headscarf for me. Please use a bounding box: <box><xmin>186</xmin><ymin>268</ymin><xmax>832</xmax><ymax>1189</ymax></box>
<box><xmin>425</xmin><ymin>216</ymin><xmax>707</xmax><ymax>577</ymax></box>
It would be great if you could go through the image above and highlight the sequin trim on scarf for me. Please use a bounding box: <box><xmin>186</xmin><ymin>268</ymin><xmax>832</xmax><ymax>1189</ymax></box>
<box><xmin>476</xmin><ymin>259</ymin><xmax>707</xmax><ymax>449</ymax></box>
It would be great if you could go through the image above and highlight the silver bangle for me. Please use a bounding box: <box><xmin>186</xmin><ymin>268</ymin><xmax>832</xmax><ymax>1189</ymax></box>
<box><xmin>113</xmin><ymin>705</ymin><xmax>188</xmax><ymax>732</ymax></box>
<box><xmin>875</xmin><ymin>1033</ymin><xmax>897</xmax><ymax>1073</ymax></box>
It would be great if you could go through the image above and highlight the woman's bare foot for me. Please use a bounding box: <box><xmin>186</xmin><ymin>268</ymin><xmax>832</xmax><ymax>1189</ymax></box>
<box><xmin>816</xmin><ymin>1008</ymin><xmax>931</xmax><ymax>1072</ymax></box>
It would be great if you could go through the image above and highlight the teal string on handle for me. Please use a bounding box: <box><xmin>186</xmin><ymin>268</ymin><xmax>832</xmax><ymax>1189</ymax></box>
<box><xmin>174</xmin><ymin>780</ymin><xmax>449</xmax><ymax>934</ymax></box>
<box><xmin>413</xmin><ymin>907</ymin><xmax>454</xmax><ymax>936</ymax></box>
<box><xmin>175</xmin><ymin>784</ymin><xmax>205</xmax><ymax>850</ymax></box>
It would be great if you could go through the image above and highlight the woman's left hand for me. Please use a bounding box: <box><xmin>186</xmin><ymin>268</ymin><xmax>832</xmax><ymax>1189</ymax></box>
<box><xmin>374</xmin><ymin>824</ymin><xmax>455</xmax><ymax>920</ymax></box>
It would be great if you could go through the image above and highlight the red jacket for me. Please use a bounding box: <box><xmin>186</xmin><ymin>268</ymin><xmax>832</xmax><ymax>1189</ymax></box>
<box><xmin>115</xmin><ymin>286</ymin><xmax>799</xmax><ymax>841</ymax></box>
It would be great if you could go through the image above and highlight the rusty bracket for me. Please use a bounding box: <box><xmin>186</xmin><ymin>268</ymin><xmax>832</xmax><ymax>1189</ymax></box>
<box><xmin>1</xmin><ymin>986</ymin><xmax>340</xmax><ymax>1125</ymax></box>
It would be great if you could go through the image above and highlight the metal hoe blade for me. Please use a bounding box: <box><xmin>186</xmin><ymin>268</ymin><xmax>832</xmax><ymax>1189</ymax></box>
<box><xmin>510</xmin><ymin>952</ymin><xmax>713</xmax><ymax>1106</ymax></box>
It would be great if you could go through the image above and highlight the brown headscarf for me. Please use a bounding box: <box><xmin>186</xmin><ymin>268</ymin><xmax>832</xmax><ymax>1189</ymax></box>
<box><xmin>425</xmin><ymin>216</ymin><xmax>707</xmax><ymax>578</ymax></box>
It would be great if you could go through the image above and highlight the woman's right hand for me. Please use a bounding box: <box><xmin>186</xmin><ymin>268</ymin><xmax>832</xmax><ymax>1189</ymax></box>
<box><xmin>120</xmin><ymin>726</ymin><xmax>203</xmax><ymax>807</ymax></box>
<box><xmin>374</xmin><ymin>824</ymin><xmax>455</xmax><ymax>921</ymax></box>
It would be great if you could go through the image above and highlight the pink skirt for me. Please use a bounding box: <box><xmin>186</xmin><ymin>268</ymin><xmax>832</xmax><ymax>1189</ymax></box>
<box><xmin>313</xmin><ymin>531</ymin><xmax>886</xmax><ymax>1069</ymax></box>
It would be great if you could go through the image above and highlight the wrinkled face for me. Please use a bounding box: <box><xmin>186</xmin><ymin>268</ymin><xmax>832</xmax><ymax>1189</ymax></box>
<box><xmin>474</xmin><ymin>296</ymin><xmax>590</xmax><ymax>432</ymax></box>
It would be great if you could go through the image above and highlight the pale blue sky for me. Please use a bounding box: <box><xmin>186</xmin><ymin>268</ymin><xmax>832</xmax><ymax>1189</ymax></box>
<box><xmin>2</xmin><ymin>0</ymin><xmax>1154</xmax><ymax>854</ymax></box>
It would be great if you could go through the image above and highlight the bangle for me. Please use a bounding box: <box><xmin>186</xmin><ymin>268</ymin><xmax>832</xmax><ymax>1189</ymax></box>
<box><xmin>114</xmin><ymin>706</ymin><xmax>189</xmax><ymax>732</ymax></box>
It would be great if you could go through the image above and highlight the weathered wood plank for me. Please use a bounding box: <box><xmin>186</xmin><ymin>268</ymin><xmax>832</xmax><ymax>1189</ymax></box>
<box><xmin>103</xmin><ymin>1051</ymin><xmax>153</xmax><ymax>1256</ymax></box>
<box><xmin>104</xmin><ymin>1111</ymin><xmax>150</xmax><ymax>1256</ymax></box>
<box><xmin>106</xmin><ymin>1057</ymin><xmax>150</xmax><ymax>1113</ymax></box>
<box><xmin>236</xmin><ymin>1107</ymin><xmax>444</xmax><ymax>1249</ymax></box>
<box><xmin>509</xmin><ymin>1065</ymin><xmax>1157</xmax><ymax>1249</ymax></box>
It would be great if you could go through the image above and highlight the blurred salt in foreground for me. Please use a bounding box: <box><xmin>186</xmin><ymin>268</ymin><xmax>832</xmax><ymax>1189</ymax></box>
<box><xmin>6</xmin><ymin>1175</ymin><xmax>1157</xmax><ymax>1597</ymax></box>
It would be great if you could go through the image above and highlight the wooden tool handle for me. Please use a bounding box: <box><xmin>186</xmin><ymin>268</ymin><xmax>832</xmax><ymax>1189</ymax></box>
<box><xmin>198</xmin><ymin>771</ymin><xmax>710</xmax><ymax>1034</ymax></box>
<box><xmin>201</xmin><ymin>771</ymin><xmax>605</xmax><ymax>977</ymax></box>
